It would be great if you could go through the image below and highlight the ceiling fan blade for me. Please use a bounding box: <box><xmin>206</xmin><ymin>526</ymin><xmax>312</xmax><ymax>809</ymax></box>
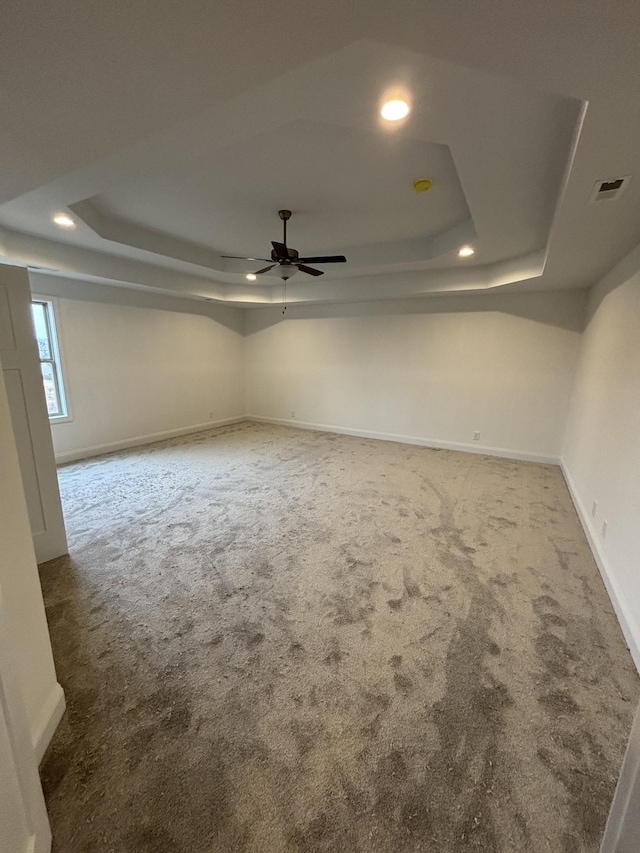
<box><xmin>221</xmin><ymin>255</ymin><xmax>271</xmax><ymax>261</ymax></box>
<box><xmin>297</xmin><ymin>255</ymin><xmax>347</xmax><ymax>264</ymax></box>
<box><xmin>271</xmin><ymin>241</ymin><xmax>290</xmax><ymax>259</ymax></box>
<box><xmin>297</xmin><ymin>264</ymin><xmax>324</xmax><ymax>277</ymax></box>
<box><xmin>254</xmin><ymin>264</ymin><xmax>278</xmax><ymax>275</ymax></box>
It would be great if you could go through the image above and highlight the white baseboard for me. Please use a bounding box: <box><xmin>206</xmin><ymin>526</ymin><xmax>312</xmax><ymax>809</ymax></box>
<box><xmin>561</xmin><ymin>461</ymin><xmax>640</xmax><ymax>674</ymax></box>
<box><xmin>54</xmin><ymin>416</ymin><xmax>246</xmax><ymax>464</ymax></box>
<box><xmin>32</xmin><ymin>681</ymin><xmax>66</xmax><ymax>764</ymax></box>
<box><xmin>247</xmin><ymin>415</ymin><xmax>561</xmax><ymax>466</ymax></box>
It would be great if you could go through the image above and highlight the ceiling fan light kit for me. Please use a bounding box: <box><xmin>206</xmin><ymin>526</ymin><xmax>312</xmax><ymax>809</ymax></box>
<box><xmin>222</xmin><ymin>209</ymin><xmax>347</xmax><ymax>281</ymax></box>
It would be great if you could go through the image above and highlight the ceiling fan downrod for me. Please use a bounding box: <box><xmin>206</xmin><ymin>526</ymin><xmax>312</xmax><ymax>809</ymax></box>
<box><xmin>279</xmin><ymin>209</ymin><xmax>291</xmax><ymax>248</ymax></box>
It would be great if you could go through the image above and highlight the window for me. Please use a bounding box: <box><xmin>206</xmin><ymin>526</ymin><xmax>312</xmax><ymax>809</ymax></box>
<box><xmin>30</xmin><ymin>298</ymin><xmax>69</xmax><ymax>419</ymax></box>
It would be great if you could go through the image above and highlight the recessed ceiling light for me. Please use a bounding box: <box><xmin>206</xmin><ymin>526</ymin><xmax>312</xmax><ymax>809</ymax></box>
<box><xmin>53</xmin><ymin>214</ymin><xmax>75</xmax><ymax>229</ymax></box>
<box><xmin>246</xmin><ymin>273</ymin><xmax>257</xmax><ymax>282</ymax></box>
<box><xmin>381</xmin><ymin>99</ymin><xmax>410</xmax><ymax>121</ymax></box>
<box><xmin>458</xmin><ymin>246</ymin><xmax>475</xmax><ymax>257</ymax></box>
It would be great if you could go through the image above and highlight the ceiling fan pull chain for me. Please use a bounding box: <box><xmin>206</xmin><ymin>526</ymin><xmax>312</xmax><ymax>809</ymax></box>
<box><xmin>282</xmin><ymin>280</ymin><xmax>287</xmax><ymax>314</ymax></box>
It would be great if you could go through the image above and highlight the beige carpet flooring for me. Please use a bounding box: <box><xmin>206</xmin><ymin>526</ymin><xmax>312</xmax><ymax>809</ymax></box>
<box><xmin>39</xmin><ymin>422</ymin><xmax>639</xmax><ymax>852</ymax></box>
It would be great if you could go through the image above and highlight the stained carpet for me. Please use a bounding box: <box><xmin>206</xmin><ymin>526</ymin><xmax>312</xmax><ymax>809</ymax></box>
<box><xmin>39</xmin><ymin>422</ymin><xmax>638</xmax><ymax>852</ymax></box>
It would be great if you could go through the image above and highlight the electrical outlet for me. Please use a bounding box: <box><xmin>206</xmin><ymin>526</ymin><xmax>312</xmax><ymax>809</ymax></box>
<box><xmin>290</xmin><ymin>410</ymin><xmax>296</xmax><ymax>419</ymax></box>
<box><xmin>591</xmin><ymin>501</ymin><xmax>597</xmax><ymax>518</ymax></box>
<box><xmin>602</xmin><ymin>520</ymin><xmax>608</xmax><ymax>538</ymax></box>
<box><xmin>473</xmin><ymin>431</ymin><xmax>480</xmax><ymax>441</ymax></box>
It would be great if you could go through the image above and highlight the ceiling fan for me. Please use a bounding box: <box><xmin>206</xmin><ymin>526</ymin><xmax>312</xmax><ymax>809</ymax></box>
<box><xmin>222</xmin><ymin>210</ymin><xmax>347</xmax><ymax>279</ymax></box>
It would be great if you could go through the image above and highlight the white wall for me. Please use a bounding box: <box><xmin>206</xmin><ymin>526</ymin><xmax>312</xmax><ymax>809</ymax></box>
<box><xmin>601</xmin><ymin>701</ymin><xmax>640</xmax><ymax>852</ymax></box>
<box><xmin>245</xmin><ymin>290</ymin><xmax>586</xmax><ymax>462</ymax></box>
<box><xmin>563</xmin><ymin>242</ymin><xmax>640</xmax><ymax>670</ymax></box>
<box><xmin>31</xmin><ymin>277</ymin><xmax>246</xmax><ymax>462</ymax></box>
<box><xmin>0</xmin><ymin>360</ymin><xmax>64</xmax><ymax>761</ymax></box>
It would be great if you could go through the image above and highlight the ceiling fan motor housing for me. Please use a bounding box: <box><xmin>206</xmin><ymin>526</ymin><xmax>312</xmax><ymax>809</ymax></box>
<box><xmin>272</xmin><ymin>247</ymin><xmax>299</xmax><ymax>261</ymax></box>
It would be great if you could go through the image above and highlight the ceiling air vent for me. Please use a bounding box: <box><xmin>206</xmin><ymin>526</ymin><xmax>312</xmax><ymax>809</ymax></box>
<box><xmin>590</xmin><ymin>175</ymin><xmax>631</xmax><ymax>203</ymax></box>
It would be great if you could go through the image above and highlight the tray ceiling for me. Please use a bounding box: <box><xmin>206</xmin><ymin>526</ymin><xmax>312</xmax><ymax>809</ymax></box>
<box><xmin>1</xmin><ymin>1</ymin><xmax>638</xmax><ymax>307</ymax></box>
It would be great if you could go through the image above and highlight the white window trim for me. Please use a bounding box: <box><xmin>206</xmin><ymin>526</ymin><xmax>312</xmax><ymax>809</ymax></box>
<box><xmin>31</xmin><ymin>294</ymin><xmax>74</xmax><ymax>424</ymax></box>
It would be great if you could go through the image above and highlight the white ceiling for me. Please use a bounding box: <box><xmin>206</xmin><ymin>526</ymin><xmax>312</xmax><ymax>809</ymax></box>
<box><xmin>92</xmin><ymin>129</ymin><xmax>470</xmax><ymax>259</ymax></box>
<box><xmin>1</xmin><ymin>0</ymin><xmax>639</xmax><ymax>307</ymax></box>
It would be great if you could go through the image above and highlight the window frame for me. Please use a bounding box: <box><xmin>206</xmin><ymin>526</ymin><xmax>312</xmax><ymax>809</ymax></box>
<box><xmin>30</xmin><ymin>296</ymin><xmax>73</xmax><ymax>424</ymax></box>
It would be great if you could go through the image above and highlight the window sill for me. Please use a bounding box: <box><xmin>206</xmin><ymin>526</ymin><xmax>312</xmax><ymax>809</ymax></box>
<box><xmin>49</xmin><ymin>414</ymin><xmax>73</xmax><ymax>426</ymax></box>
